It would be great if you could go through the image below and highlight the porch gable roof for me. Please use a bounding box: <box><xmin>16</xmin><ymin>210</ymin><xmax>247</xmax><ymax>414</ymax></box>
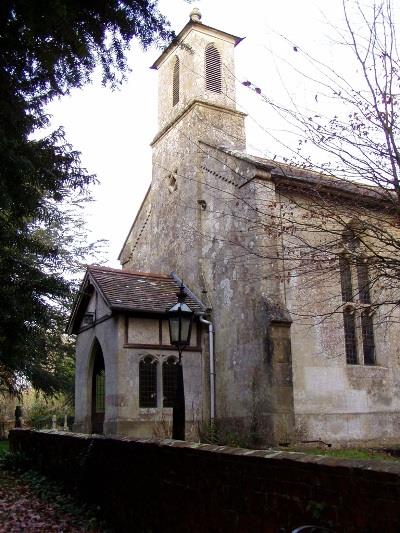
<box><xmin>67</xmin><ymin>266</ymin><xmax>207</xmax><ymax>334</ymax></box>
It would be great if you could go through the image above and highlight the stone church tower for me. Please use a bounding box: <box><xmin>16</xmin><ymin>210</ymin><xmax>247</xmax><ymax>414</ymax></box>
<box><xmin>119</xmin><ymin>9</ymin><xmax>295</xmax><ymax>443</ymax></box>
<box><xmin>120</xmin><ymin>8</ymin><xmax>247</xmax><ymax>276</ymax></box>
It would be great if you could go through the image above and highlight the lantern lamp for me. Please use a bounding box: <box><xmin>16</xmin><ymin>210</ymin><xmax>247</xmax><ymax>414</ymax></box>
<box><xmin>167</xmin><ymin>284</ymin><xmax>194</xmax><ymax>356</ymax></box>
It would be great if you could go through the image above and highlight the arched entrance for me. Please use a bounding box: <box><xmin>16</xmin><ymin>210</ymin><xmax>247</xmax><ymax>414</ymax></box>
<box><xmin>91</xmin><ymin>341</ymin><xmax>105</xmax><ymax>434</ymax></box>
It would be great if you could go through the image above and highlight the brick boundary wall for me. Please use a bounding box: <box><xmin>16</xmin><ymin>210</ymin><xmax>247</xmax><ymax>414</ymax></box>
<box><xmin>8</xmin><ymin>429</ymin><xmax>400</xmax><ymax>532</ymax></box>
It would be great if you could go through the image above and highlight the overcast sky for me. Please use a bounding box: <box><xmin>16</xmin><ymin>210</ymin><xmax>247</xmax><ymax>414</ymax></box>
<box><xmin>45</xmin><ymin>0</ymin><xmax>354</xmax><ymax>268</ymax></box>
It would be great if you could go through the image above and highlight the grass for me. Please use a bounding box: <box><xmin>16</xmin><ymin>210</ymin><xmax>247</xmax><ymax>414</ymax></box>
<box><xmin>0</xmin><ymin>440</ymin><xmax>9</xmax><ymax>454</ymax></box>
<box><xmin>289</xmin><ymin>446</ymin><xmax>400</xmax><ymax>462</ymax></box>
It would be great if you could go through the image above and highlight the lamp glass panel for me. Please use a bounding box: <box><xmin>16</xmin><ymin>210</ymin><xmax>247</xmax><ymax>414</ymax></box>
<box><xmin>169</xmin><ymin>315</ymin><xmax>180</xmax><ymax>344</ymax></box>
<box><xmin>180</xmin><ymin>318</ymin><xmax>190</xmax><ymax>344</ymax></box>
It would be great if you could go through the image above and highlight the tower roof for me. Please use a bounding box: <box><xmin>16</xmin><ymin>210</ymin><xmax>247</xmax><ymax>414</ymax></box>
<box><xmin>151</xmin><ymin>12</ymin><xmax>244</xmax><ymax>70</ymax></box>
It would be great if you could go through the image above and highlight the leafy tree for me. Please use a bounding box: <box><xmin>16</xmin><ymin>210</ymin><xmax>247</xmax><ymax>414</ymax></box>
<box><xmin>21</xmin><ymin>388</ymin><xmax>74</xmax><ymax>430</ymax></box>
<box><xmin>0</xmin><ymin>1</ymin><xmax>173</xmax><ymax>394</ymax></box>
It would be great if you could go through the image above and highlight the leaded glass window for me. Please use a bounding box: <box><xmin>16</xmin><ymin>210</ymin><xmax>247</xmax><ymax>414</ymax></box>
<box><xmin>339</xmin><ymin>231</ymin><xmax>376</xmax><ymax>365</ymax></box>
<box><xmin>163</xmin><ymin>357</ymin><xmax>178</xmax><ymax>407</ymax></box>
<box><xmin>343</xmin><ymin>309</ymin><xmax>358</xmax><ymax>364</ymax></box>
<box><xmin>95</xmin><ymin>370</ymin><xmax>105</xmax><ymax>413</ymax></box>
<box><xmin>361</xmin><ymin>310</ymin><xmax>375</xmax><ymax>365</ymax></box>
<box><xmin>139</xmin><ymin>356</ymin><xmax>157</xmax><ymax>407</ymax></box>
<box><xmin>357</xmin><ymin>261</ymin><xmax>371</xmax><ymax>304</ymax></box>
<box><xmin>339</xmin><ymin>255</ymin><xmax>353</xmax><ymax>302</ymax></box>
<box><xmin>91</xmin><ymin>340</ymin><xmax>105</xmax><ymax>434</ymax></box>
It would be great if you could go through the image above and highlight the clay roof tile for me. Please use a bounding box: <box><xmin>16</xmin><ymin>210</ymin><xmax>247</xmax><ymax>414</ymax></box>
<box><xmin>87</xmin><ymin>266</ymin><xmax>205</xmax><ymax>314</ymax></box>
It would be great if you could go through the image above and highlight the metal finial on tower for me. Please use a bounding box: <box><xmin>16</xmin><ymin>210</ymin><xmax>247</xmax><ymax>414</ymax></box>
<box><xmin>190</xmin><ymin>8</ymin><xmax>202</xmax><ymax>22</ymax></box>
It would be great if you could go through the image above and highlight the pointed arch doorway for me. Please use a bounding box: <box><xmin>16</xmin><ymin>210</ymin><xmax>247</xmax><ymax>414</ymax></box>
<box><xmin>91</xmin><ymin>341</ymin><xmax>105</xmax><ymax>434</ymax></box>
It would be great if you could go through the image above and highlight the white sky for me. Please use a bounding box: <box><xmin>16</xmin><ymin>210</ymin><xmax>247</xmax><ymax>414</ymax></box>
<box><xmin>45</xmin><ymin>0</ymin><xmax>353</xmax><ymax>268</ymax></box>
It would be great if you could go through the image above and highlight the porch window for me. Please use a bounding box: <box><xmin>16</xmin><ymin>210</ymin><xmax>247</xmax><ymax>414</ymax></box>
<box><xmin>95</xmin><ymin>370</ymin><xmax>105</xmax><ymax>413</ymax></box>
<box><xmin>162</xmin><ymin>357</ymin><xmax>178</xmax><ymax>407</ymax></box>
<box><xmin>139</xmin><ymin>356</ymin><xmax>157</xmax><ymax>407</ymax></box>
<box><xmin>139</xmin><ymin>355</ymin><xmax>179</xmax><ymax>408</ymax></box>
<box><xmin>91</xmin><ymin>340</ymin><xmax>105</xmax><ymax>434</ymax></box>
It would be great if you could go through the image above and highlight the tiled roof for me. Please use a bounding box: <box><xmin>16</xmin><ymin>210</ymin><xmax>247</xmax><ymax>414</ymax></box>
<box><xmin>151</xmin><ymin>20</ymin><xmax>243</xmax><ymax>70</ymax></box>
<box><xmin>214</xmin><ymin>145</ymin><xmax>388</xmax><ymax>203</ymax></box>
<box><xmin>88</xmin><ymin>266</ymin><xmax>206</xmax><ymax>314</ymax></box>
<box><xmin>67</xmin><ymin>266</ymin><xmax>207</xmax><ymax>334</ymax></box>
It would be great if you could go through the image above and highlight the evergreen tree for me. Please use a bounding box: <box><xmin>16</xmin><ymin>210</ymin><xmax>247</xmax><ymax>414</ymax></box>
<box><xmin>0</xmin><ymin>1</ymin><xmax>172</xmax><ymax>394</ymax></box>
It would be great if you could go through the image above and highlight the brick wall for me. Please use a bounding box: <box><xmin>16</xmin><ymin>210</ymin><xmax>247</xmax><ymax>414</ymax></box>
<box><xmin>9</xmin><ymin>429</ymin><xmax>400</xmax><ymax>532</ymax></box>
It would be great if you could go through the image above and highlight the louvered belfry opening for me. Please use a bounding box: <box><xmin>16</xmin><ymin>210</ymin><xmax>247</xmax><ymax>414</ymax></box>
<box><xmin>205</xmin><ymin>44</ymin><xmax>222</xmax><ymax>93</ymax></box>
<box><xmin>173</xmin><ymin>56</ymin><xmax>180</xmax><ymax>106</ymax></box>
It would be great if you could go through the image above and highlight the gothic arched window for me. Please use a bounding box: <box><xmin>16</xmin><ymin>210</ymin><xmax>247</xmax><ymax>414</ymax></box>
<box><xmin>205</xmin><ymin>44</ymin><xmax>222</xmax><ymax>93</ymax></box>
<box><xmin>357</xmin><ymin>260</ymin><xmax>375</xmax><ymax>365</ymax></box>
<box><xmin>339</xmin><ymin>229</ymin><xmax>375</xmax><ymax>365</ymax></box>
<box><xmin>339</xmin><ymin>255</ymin><xmax>357</xmax><ymax>364</ymax></box>
<box><xmin>172</xmin><ymin>56</ymin><xmax>180</xmax><ymax>106</ymax></box>
<box><xmin>91</xmin><ymin>339</ymin><xmax>105</xmax><ymax>434</ymax></box>
<box><xmin>139</xmin><ymin>356</ymin><xmax>158</xmax><ymax>407</ymax></box>
<box><xmin>162</xmin><ymin>357</ymin><xmax>178</xmax><ymax>407</ymax></box>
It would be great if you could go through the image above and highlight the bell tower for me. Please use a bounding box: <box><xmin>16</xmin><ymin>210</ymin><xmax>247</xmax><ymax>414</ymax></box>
<box><xmin>151</xmin><ymin>8</ymin><xmax>246</xmax><ymax>150</ymax></box>
<box><xmin>120</xmin><ymin>10</ymin><xmax>247</xmax><ymax>274</ymax></box>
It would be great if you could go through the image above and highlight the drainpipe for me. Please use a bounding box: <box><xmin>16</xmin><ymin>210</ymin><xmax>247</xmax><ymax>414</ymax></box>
<box><xmin>198</xmin><ymin>314</ymin><xmax>215</xmax><ymax>422</ymax></box>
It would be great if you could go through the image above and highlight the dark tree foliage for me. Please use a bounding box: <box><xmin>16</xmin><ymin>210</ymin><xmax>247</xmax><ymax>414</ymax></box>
<box><xmin>0</xmin><ymin>1</ymin><xmax>172</xmax><ymax>394</ymax></box>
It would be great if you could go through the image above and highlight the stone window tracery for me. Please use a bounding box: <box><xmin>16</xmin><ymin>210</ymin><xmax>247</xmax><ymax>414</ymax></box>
<box><xmin>339</xmin><ymin>230</ymin><xmax>376</xmax><ymax>365</ymax></box>
<box><xmin>139</xmin><ymin>355</ymin><xmax>178</xmax><ymax>409</ymax></box>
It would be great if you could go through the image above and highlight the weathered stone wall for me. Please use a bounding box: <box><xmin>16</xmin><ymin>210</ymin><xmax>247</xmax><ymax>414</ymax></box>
<box><xmin>74</xmin><ymin>293</ymin><xmax>119</xmax><ymax>434</ymax></box>
<box><xmin>277</xmin><ymin>188</ymin><xmax>400</xmax><ymax>443</ymax></box>
<box><xmin>10</xmin><ymin>429</ymin><xmax>400</xmax><ymax>532</ymax></box>
<box><xmin>121</xmin><ymin>104</ymin><xmax>246</xmax><ymax>274</ymax></box>
<box><xmin>120</xmin><ymin>128</ymin><xmax>400</xmax><ymax>445</ymax></box>
<box><xmin>197</xmin><ymin>149</ymin><xmax>294</xmax><ymax>444</ymax></box>
<box><xmin>121</xmin><ymin>130</ymin><xmax>294</xmax><ymax>443</ymax></box>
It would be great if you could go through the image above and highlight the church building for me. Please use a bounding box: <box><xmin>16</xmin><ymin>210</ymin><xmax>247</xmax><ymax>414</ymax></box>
<box><xmin>68</xmin><ymin>10</ymin><xmax>400</xmax><ymax>446</ymax></box>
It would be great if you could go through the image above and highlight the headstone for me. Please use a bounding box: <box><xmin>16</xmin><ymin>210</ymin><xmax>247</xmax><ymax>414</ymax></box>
<box><xmin>51</xmin><ymin>415</ymin><xmax>57</xmax><ymax>430</ymax></box>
